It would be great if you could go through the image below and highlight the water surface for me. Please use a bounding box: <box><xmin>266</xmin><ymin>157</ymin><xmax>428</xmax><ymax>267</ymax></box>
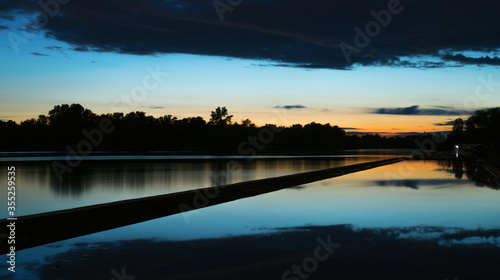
<box><xmin>0</xmin><ymin>155</ymin><xmax>388</xmax><ymax>217</ymax></box>
<box><xmin>1</xmin><ymin>157</ymin><xmax>499</xmax><ymax>279</ymax></box>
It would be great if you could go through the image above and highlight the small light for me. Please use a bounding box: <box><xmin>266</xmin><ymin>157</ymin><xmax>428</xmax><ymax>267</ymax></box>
<box><xmin>454</xmin><ymin>145</ymin><xmax>459</xmax><ymax>149</ymax></box>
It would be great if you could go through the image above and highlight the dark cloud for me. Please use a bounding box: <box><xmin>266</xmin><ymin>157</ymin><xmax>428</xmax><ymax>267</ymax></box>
<box><xmin>345</xmin><ymin>131</ymin><xmax>451</xmax><ymax>136</ymax></box>
<box><xmin>391</xmin><ymin>132</ymin><xmax>426</xmax><ymax>136</ymax></box>
<box><xmin>274</xmin><ymin>105</ymin><xmax>306</xmax><ymax>110</ymax></box>
<box><xmin>150</xmin><ymin>106</ymin><xmax>165</xmax><ymax>109</ymax></box>
<box><xmin>393</xmin><ymin>131</ymin><xmax>450</xmax><ymax>136</ymax></box>
<box><xmin>71</xmin><ymin>46</ymin><xmax>90</xmax><ymax>52</ymax></box>
<box><xmin>344</xmin><ymin>131</ymin><xmax>402</xmax><ymax>135</ymax></box>
<box><xmin>1</xmin><ymin>0</ymin><xmax>499</xmax><ymax>69</ymax></box>
<box><xmin>45</xmin><ymin>46</ymin><xmax>63</xmax><ymax>51</ymax></box>
<box><xmin>442</xmin><ymin>53</ymin><xmax>500</xmax><ymax>66</ymax></box>
<box><xmin>31</xmin><ymin>52</ymin><xmax>49</xmax><ymax>56</ymax></box>
<box><xmin>45</xmin><ymin>45</ymin><xmax>69</xmax><ymax>57</ymax></box>
<box><xmin>345</xmin><ymin>131</ymin><xmax>376</xmax><ymax>135</ymax></box>
<box><xmin>0</xmin><ymin>25</ymin><xmax>8</xmax><ymax>30</ymax></box>
<box><xmin>371</xmin><ymin>105</ymin><xmax>473</xmax><ymax>116</ymax></box>
<box><xmin>341</xmin><ymin>127</ymin><xmax>361</xmax><ymax>130</ymax></box>
<box><xmin>434</xmin><ymin>120</ymin><xmax>467</xmax><ymax>126</ymax></box>
<box><xmin>375</xmin><ymin>105</ymin><xmax>419</xmax><ymax>115</ymax></box>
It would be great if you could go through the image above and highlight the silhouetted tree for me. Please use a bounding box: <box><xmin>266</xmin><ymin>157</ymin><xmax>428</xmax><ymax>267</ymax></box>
<box><xmin>208</xmin><ymin>107</ymin><xmax>233</xmax><ymax>126</ymax></box>
<box><xmin>464</xmin><ymin>107</ymin><xmax>500</xmax><ymax>143</ymax></box>
<box><xmin>447</xmin><ymin>118</ymin><xmax>464</xmax><ymax>146</ymax></box>
<box><xmin>159</xmin><ymin>114</ymin><xmax>177</xmax><ymax>125</ymax></box>
<box><xmin>240</xmin><ymin>119</ymin><xmax>255</xmax><ymax>128</ymax></box>
<box><xmin>453</xmin><ymin>118</ymin><xmax>464</xmax><ymax>135</ymax></box>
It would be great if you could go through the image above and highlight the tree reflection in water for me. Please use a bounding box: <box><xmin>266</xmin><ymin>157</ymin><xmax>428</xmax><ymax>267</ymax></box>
<box><xmin>439</xmin><ymin>159</ymin><xmax>500</xmax><ymax>190</ymax></box>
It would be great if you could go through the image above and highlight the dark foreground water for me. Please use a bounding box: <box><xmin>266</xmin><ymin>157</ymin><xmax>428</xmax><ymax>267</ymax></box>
<box><xmin>0</xmin><ymin>155</ymin><xmax>499</xmax><ymax>279</ymax></box>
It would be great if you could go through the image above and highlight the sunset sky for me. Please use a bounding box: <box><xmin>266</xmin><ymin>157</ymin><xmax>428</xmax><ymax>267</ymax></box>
<box><xmin>1</xmin><ymin>0</ymin><xmax>499</xmax><ymax>136</ymax></box>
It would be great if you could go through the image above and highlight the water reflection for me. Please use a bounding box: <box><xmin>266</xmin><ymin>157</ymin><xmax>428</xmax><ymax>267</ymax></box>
<box><xmin>438</xmin><ymin>159</ymin><xmax>500</xmax><ymax>190</ymax></box>
<box><xmin>3</xmin><ymin>157</ymin><xmax>387</xmax><ymax>217</ymax></box>
<box><xmin>5</xmin><ymin>225</ymin><xmax>499</xmax><ymax>280</ymax></box>
<box><xmin>44</xmin><ymin>158</ymin><xmax>355</xmax><ymax>195</ymax></box>
<box><xmin>1</xmin><ymin>159</ymin><xmax>499</xmax><ymax>279</ymax></box>
<box><xmin>370</xmin><ymin>179</ymin><xmax>470</xmax><ymax>190</ymax></box>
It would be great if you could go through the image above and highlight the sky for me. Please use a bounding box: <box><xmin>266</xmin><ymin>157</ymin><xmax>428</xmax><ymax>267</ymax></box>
<box><xmin>0</xmin><ymin>0</ymin><xmax>499</xmax><ymax>136</ymax></box>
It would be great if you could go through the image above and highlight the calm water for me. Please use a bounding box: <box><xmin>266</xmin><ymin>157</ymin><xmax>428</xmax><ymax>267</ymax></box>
<box><xmin>0</xmin><ymin>155</ymin><xmax>389</xmax><ymax>217</ymax></box>
<box><xmin>0</xmin><ymin>156</ymin><xmax>499</xmax><ymax>279</ymax></box>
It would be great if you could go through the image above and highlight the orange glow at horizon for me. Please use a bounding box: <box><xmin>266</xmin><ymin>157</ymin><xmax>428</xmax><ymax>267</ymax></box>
<box><xmin>225</xmin><ymin>110</ymin><xmax>462</xmax><ymax>136</ymax></box>
<box><xmin>4</xmin><ymin>107</ymin><xmax>465</xmax><ymax>137</ymax></box>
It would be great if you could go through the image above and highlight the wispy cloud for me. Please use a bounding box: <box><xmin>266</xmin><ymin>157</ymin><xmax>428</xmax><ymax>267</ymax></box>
<box><xmin>150</xmin><ymin>106</ymin><xmax>165</xmax><ymax>109</ymax></box>
<box><xmin>393</xmin><ymin>132</ymin><xmax>431</xmax><ymax>136</ymax></box>
<box><xmin>341</xmin><ymin>127</ymin><xmax>361</xmax><ymax>130</ymax></box>
<box><xmin>370</xmin><ymin>105</ymin><xmax>473</xmax><ymax>116</ymax></box>
<box><xmin>31</xmin><ymin>52</ymin><xmax>49</xmax><ymax>56</ymax></box>
<box><xmin>46</xmin><ymin>46</ymin><xmax>64</xmax><ymax>51</ymax></box>
<box><xmin>274</xmin><ymin>105</ymin><xmax>307</xmax><ymax>110</ymax></box>
<box><xmin>346</xmin><ymin>131</ymin><xmax>451</xmax><ymax>136</ymax></box>
<box><xmin>434</xmin><ymin>120</ymin><xmax>466</xmax><ymax>126</ymax></box>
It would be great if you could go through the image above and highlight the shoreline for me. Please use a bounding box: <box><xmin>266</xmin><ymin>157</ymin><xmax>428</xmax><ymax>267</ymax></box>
<box><xmin>0</xmin><ymin>153</ymin><xmax>397</xmax><ymax>164</ymax></box>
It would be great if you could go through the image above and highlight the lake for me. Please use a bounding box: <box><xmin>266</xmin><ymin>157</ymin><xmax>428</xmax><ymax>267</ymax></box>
<box><xmin>0</xmin><ymin>154</ymin><xmax>499</xmax><ymax>279</ymax></box>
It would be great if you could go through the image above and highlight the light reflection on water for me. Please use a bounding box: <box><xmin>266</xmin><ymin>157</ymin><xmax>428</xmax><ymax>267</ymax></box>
<box><xmin>0</xmin><ymin>156</ymin><xmax>385</xmax><ymax>217</ymax></box>
<box><xmin>0</xmin><ymin>157</ymin><xmax>499</xmax><ymax>279</ymax></box>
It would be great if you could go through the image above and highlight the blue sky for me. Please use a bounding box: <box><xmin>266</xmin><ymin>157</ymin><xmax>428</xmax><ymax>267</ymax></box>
<box><xmin>1</xmin><ymin>0</ymin><xmax>499</xmax><ymax>135</ymax></box>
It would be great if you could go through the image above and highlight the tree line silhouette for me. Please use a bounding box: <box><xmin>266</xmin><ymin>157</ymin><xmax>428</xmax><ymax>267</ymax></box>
<box><xmin>1</xmin><ymin>104</ymin><xmax>497</xmax><ymax>153</ymax></box>
<box><xmin>448</xmin><ymin>107</ymin><xmax>500</xmax><ymax>147</ymax></box>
